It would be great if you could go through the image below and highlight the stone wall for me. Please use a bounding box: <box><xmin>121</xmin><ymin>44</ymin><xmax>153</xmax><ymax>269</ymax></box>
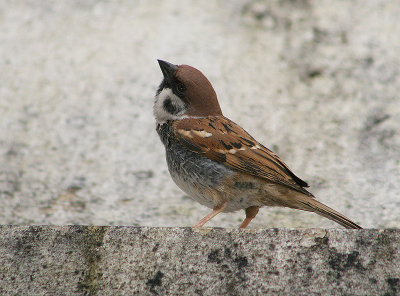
<box><xmin>1</xmin><ymin>226</ymin><xmax>399</xmax><ymax>295</ymax></box>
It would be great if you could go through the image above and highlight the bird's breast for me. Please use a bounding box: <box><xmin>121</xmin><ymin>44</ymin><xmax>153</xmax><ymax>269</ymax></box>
<box><xmin>157</xmin><ymin>122</ymin><xmax>263</xmax><ymax>212</ymax></box>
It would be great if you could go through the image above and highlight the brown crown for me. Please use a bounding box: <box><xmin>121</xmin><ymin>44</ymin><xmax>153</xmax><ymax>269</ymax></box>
<box><xmin>176</xmin><ymin>65</ymin><xmax>223</xmax><ymax>117</ymax></box>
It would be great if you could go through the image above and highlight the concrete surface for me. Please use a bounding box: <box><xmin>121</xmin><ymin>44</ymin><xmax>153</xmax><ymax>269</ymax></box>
<box><xmin>0</xmin><ymin>226</ymin><xmax>399</xmax><ymax>295</ymax></box>
<box><xmin>1</xmin><ymin>1</ymin><xmax>400</xmax><ymax>228</ymax></box>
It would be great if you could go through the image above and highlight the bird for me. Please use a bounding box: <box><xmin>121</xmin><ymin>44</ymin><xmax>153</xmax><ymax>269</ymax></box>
<box><xmin>153</xmin><ymin>59</ymin><xmax>362</xmax><ymax>229</ymax></box>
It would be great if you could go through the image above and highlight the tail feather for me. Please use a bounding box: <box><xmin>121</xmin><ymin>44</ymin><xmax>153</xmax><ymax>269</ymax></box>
<box><xmin>295</xmin><ymin>196</ymin><xmax>362</xmax><ymax>229</ymax></box>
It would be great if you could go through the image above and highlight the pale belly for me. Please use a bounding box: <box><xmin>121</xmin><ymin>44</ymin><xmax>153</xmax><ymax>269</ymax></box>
<box><xmin>169</xmin><ymin>162</ymin><xmax>263</xmax><ymax>213</ymax></box>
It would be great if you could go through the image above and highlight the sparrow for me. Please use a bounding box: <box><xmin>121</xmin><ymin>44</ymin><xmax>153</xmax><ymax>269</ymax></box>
<box><xmin>153</xmin><ymin>59</ymin><xmax>362</xmax><ymax>229</ymax></box>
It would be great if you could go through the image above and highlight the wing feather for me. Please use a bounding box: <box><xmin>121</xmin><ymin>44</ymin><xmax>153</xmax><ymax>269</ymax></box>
<box><xmin>174</xmin><ymin>116</ymin><xmax>311</xmax><ymax>195</ymax></box>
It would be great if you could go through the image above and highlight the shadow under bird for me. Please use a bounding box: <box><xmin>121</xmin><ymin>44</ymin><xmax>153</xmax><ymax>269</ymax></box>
<box><xmin>153</xmin><ymin>59</ymin><xmax>362</xmax><ymax>229</ymax></box>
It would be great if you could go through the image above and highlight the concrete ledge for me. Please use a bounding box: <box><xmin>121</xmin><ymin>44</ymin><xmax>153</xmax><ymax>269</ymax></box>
<box><xmin>0</xmin><ymin>226</ymin><xmax>399</xmax><ymax>295</ymax></box>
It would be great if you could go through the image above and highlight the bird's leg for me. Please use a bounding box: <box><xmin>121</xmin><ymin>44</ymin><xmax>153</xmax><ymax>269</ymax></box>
<box><xmin>239</xmin><ymin>206</ymin><xmax>260</xmax><ymax>229</ymax></box>
<box><xmin>193</xmin><ymin>201</ymin><xmax>228</xmax><ymax>228</ymax></box>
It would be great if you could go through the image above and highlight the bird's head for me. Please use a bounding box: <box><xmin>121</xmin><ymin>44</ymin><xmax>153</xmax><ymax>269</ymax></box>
<box><xmin>154</xmin><ymin>60</ymin><xmax>222</xmax><ymax>123</ymax></box>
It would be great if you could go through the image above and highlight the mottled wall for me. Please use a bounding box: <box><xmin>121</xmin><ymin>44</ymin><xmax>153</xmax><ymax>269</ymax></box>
<box><xmin>0</xmin><ymin>227</ymin><xmax>399</xmax><ymax>295</ymax></box>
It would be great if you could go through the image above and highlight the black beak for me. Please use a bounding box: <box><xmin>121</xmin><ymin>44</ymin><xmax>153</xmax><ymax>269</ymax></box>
<box><xmin>157</xmin><ymin>59</ymin><xmax>178</xmax><ymax>81</ymax></box>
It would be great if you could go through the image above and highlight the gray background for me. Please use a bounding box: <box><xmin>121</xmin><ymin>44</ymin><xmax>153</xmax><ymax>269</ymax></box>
<box><xmin>1</xmin><ymin>0</ymin><xmax>399</xmax><ymax>228</ymax></box>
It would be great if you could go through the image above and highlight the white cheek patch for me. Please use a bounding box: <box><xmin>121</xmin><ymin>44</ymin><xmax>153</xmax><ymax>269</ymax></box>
<box><xmin>153</xmin><ymin>88</ymin><xmax>187</xmax><ymax>123</ymax></box>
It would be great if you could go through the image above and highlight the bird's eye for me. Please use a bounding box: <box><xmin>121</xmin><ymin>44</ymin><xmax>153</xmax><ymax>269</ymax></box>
<box><xmin>176</xmin><ymin>82</ymin><xmax>186</xmax><ymax>94</ymax></box>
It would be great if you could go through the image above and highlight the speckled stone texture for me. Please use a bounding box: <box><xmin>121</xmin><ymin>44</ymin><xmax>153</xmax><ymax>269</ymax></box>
<box><xmin>0</xmin><ymin>226</ymin><xmax>399</xmax><ymax>295</ymax></box>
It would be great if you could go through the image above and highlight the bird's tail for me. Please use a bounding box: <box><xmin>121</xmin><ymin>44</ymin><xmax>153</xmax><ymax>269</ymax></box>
<box><xmin>288</xmin><ymin>194</ymin><xmax>362</xmax><ymax>229</ymax></box>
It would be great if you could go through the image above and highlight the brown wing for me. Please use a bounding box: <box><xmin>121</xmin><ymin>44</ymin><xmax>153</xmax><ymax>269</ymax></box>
<box><xmin>173</xmin><ymin>116</ymin><xmax>312</xmax><ymax>195</ymax></box>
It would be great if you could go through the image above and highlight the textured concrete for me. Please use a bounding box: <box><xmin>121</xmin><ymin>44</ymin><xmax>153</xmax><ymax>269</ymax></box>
<box><xmin>1</xmin><ymin>1</ymin><xmax>400</xmax><ymax>228</ymax></box>
<box><xmin>0</xmin><ymin>226</ymin><xmax>399</xmax><ymax>295</ymax></box>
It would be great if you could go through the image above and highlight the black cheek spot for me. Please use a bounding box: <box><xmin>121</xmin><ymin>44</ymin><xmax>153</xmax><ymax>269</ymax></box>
<box><xmin>163</xmin><ymin>97</ymin><xmax>177</xmax><ymax>114</ymax></box>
